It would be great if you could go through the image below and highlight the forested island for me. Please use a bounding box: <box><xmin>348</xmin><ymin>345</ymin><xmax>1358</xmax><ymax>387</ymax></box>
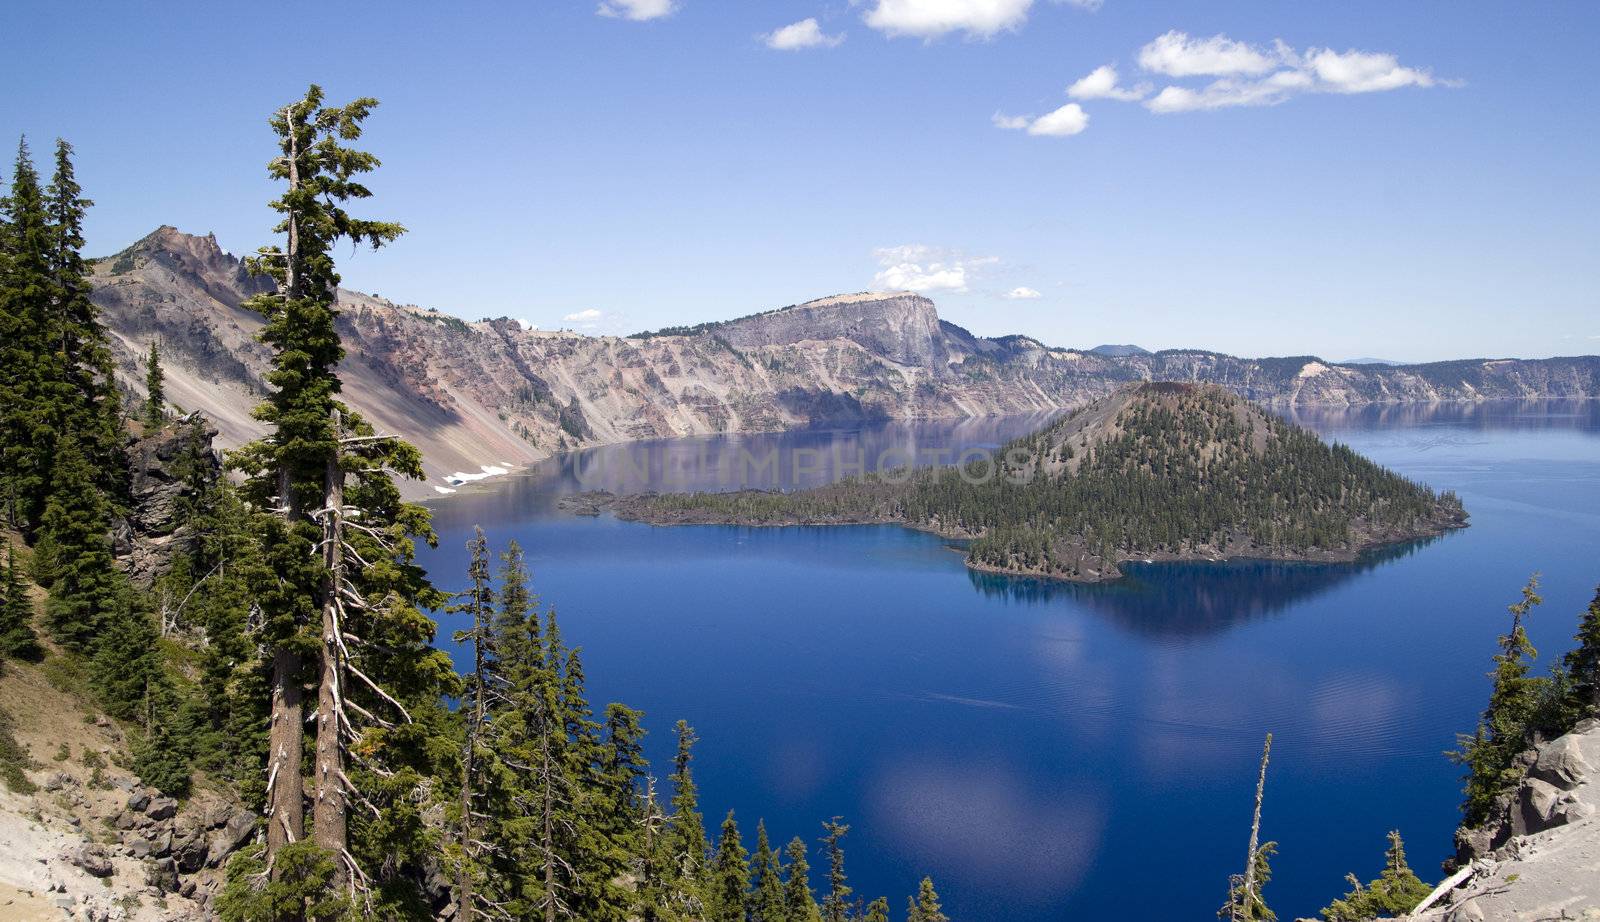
<box><xmin>589</xmin><ymin>383</ymin><xmax>1468</xmax><ymax>582</ymax></box>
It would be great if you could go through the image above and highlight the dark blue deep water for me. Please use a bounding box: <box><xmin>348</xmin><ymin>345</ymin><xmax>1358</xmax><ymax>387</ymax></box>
<box><xmin>416</xmin><ymin>401</ymin><xmax>1600</xmax><ymax>921</ymax></box>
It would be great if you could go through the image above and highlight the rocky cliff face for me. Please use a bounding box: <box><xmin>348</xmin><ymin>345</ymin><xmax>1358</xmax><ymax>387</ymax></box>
<box><xmin>89</xmin><ymin>227</ymin><xmax>1600</xmax><ymax>498</ymax></box>
<box><xmin>1410</xmin><ymin>721</ymin><xmax>1600</xmax><ymax>921</ymax></box>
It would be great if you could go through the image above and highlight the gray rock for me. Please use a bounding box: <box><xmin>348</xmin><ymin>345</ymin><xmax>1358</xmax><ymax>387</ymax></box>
<box><xmin>126</xmin><ymin>791</ymin><xmax>151</xmax><ymax>813</ymax></box>
<box><xmin>207</xmin><ymin>810</ymin><xmax>257</xmax><ymax>866</ymax></box>
<box><xmin>128</xmin><ymin>837</ymin><xmax>152</xmax><ymax>859</ymax></box>
<box><xmin>144</xmin><ymin>856</ymin><xmax>178</xmax><ymax>893</ymax></box>
<box><xmin>1512</xmin><ymin>778</ymin><xmax>1566</xmax><ymax>836</ymax></box>
<box><xmin>1529</xmin><ymin>734</ymin><xmax>1592</xmax><ymax>790</ymax></box>
<box><xmin>53</xmin><ymin>894</ymin><xmax>76</xmax><ymax>910</ymax></box>
<box><xmin>175</xmin><ymin>834</ymin><xmax>209</xmax><ymax>874</ymax></box>
<box><xmin>70</xmin><ymin>845</ymin><xmax>114</xmax><ymax>878</ymax></box>
<box><xmin>145</xmin><ymin>796</ymin><xmax>178</xmax><ymax>820</ymax></box>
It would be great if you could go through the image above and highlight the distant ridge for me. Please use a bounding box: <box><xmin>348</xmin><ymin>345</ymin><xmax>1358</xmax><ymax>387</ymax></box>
<box><xmin>1339</xmin><ymin>357</ymin><xmax>1410</xmax><ymax>367</ymax></box>
<box><xmin>88</xmin><ymin>227</ymin><xmax>1600</xmax><ymax>498</ymax></box>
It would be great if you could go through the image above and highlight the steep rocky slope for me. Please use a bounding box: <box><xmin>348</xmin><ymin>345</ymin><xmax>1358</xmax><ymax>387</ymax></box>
<box><xmin>91</xmin><ymin>227</ymin><xmax>1600</xmax><ymax>498</ymax></box>
<box><xmin>1408</xmin><ymin>721</ymin><xmax>1599</xmax><ymax>921</ymax></box>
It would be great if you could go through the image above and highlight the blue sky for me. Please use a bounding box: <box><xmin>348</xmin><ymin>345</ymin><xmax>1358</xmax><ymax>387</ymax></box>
<box><xmin>2</xmin><ymin>1</ymin><xmax>1595</xmax><ymax>360</ymax></box>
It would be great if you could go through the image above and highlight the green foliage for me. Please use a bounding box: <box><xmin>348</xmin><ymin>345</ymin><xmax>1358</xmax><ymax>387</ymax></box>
<box><xmin>128</xmin><ymin>722</ymin><xmax>192</xmax><ymax>799</ymax></box>
<box><xmin>39</xmin><ymin>435</ymin><xmax>119</xmax><ymax>650</ymax></box>
<box><xmin>1320</xmin><ymin>831</ymin><xmax>1431</xmax><ymax>922</ymax></box>
<box><xmin>748</xmin><ymin>821</ymin><xmax>787</xmax><ymax>922</ymax></box>
<box><xmin>1451</xmin><ymin>576</ymin><xmax>1549</xmax><ymax>825</ymax></box>
<box><xmin>633</xmin><ymin>384</ymin><xmax>1460</xmax><ymax>579</ymax></box>
<box><xmin>820</xmin><ymin>817</ymin><xmax>851</xmax><ymax>922</ymax></box>
<box><xmin>0</xmin><ymin>706</ymin><xmax>38</xmax><ymax>794</ymax></box>
<box><xmin>707</xmin><ymin>811</ymin><xmax>750</xmax><ymax>922</ymax></box>
<box><xmin>1219</xmin><ymin>842</ymin><xmax>1278</xmax><ymax>921</ymax></box>
<box><xmin>0</xmin><ymin>546</ymin><xmax>42</xmax><ymax>660</ymax></box>
<box><xmin>143</xmin><ymin>341</ymin><xmax>165</xmax><ymax>429</ymax></box>
<box><xmin>863</xmin><ymin>896</ymin><xmax>890</xmax><ymax>922</ymax></box>
<box><xmin>783</xmin><ymin>837</ymin><xmax>821</xmax><ymax>922</ymax></box>
<box><xmin>1560</xmin><ymin>585</ymin><xmax>1600</xmax><ymax>721</ymax></box>
<box><xmin>218</xmin><ymin>843</ymin><xmax>353</xmax><ymax>922</ymax></box>
<box><xmin>907</xmin><ymin>877</ymin><xmax>948</xmax><ymax>922</ymax></box>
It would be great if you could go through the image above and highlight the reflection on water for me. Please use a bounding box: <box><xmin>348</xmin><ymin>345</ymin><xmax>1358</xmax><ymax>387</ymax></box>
<box><xmin>966</xmin><ymin>537</ymin><xmax>1445</xmax><ymax>638</ymax></box>
<box><xmin>417</xmin><ymin>398</ymin><xmax>1600</xmax><ymax>922</ymax></box>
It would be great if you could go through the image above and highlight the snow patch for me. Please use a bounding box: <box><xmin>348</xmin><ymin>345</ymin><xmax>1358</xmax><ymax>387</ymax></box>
<box><xmin>433</xmin><ymin>486</ymin><xmax>457</xmax><ymax>495</ymax></box>
<box><xmin>443</xmin><ymin>464</ymin><xmax>512</xmax><ymax>486</ymax></box>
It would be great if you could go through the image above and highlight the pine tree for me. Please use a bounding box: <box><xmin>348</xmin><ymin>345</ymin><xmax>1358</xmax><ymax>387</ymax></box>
<box><xmin>143</xmin><ymin>341</ymin><xmax>165</xmax><ymax>430</ymax></box>
<box><xmin>820</xmin><ymin>817</ymin><xmax>851</xmax><ymax>922</ymax></box>
<box><xmin>863</xmin><ymin>896</ymin><xmax>890</xmax><ymax>922</ymax></box>
<box><xmin>708</xmin><ymin>811</ymin><xmax>750</xmax><ymax>922</ymax></box>
<box><xmin>906</xmin><ymin>877</ymin><xmax>947</xmax><ymax>922</ymax></box>
<box><xmin>748</xmin><ymin>821</ymin><xmax>787</xmax><ymax>922</ymax></box>
<box><xmin>1561</xmin><ymin>585</ymin><xmax>1600</xmax><ymax>720</ymax></box>
<box><xmin>227</xmin><ymin>85</ymin><xmax>450</xmax><ymax>910</ymax></box>
<box><xmin>449</xmin><ymin>528</ymin><xmax>495</xmax><ymax>921</ymax></box>
<box><xmin>37</xmin><ymin>435</ymin><xmax>118</xmax><ymax>650</ymax></box>
<box><xmin>0</xmin><ymin>547</ymin><xmax>42</xmax><ymax>661</ymax></box>
<box><xmin>1219</xmin><ymin>844</ymin><xmax>1277</xmax><ymax>921</ymax></box>
<box><xmin>0</xmin><ymin>138</ymin><xmax>60</xmax><ymax>534</ymax></box>
<box><xmin>659</xmin><ymin>720</ymin><xmax>710</xmax><ymax>918</ymax></box>
<box><xmin>1452</xmin><ymin>576</ymin><xmax>1548</xmax><ymax>825</ymax></box>
<box><xmin>1319</xmin><ymin>831</ymin><xmax>1431</xmax><ymax>922</ymax></box>
<box><xmin>783</xmin><ymin>837</ymin><xmax>821</xmax><ymax>922</ymax></box>
<box><xmin>45</xmin><ymin>138</ymin><xmax>123</xmax><ymax>498</ymax></box>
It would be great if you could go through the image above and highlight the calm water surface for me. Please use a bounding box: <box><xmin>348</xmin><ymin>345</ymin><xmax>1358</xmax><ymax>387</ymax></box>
<box><xmin>417</xmin><ymin>401</ymin><xmax>1600</xmax><ymax>921</ymax></box>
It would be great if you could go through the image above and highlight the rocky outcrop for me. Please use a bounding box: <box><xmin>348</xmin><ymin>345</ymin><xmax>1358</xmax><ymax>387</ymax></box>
<box><xmin>113</xmin><ymin>416</ymin><xmax>220</xmax><ymax>587</ymax></box>
<box><xmin>90</xmin><ymin>227</ymin><xmax>1600</xmax><ymax>499</ymax></box>
<box><xmin>1413</xmin><ymin>720</ymin><xmax>1600</xmax><ymax>920</ymax></box>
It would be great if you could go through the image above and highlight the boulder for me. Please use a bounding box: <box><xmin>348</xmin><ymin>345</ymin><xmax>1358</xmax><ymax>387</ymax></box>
<box><xmin>70</xmin><ymin>845</ymin><xmax>114</xmax><ymax>878</ymax></box>
<box><xmin>1528</xmin><ymin>734</ymin><xmax>1591</xmax><ymax>790</ymax></box>
<box><xmin>207</xmin><ymin>810</ymin><xmax>257</xmax><ymax>866</ymax></box>
<box><xmin>128</xmin><ymin>837</ymin><xmax>152</xmax><ymax>859</ymax></box>
<box><xmin>126</xmin><ymin>791</ymin><xmax>151</xmax><ymax>813</ymax></box>
<box><xmin>144</xmin><ymin>856</ymin><xmax>179</xmax><ymax>893</ymax></box>
<box><xmin>1510</xmin><ymin>777</ymin><xmax>1584</xmax><ymax>836</ymax></box>
<box><xmin>175</xmin><ymin>834</ymin><xmax>210</xmax><ymax>874</ymax></box>
<box><xmin>145</xmin><ymin>796</ymin><xmax>178</xmax><ymax>820</ymax></box>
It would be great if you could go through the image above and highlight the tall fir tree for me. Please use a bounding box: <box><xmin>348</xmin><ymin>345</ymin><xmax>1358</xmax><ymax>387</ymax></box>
<box><xmin>449</xmin><ymin>528</ymin><xmax>496</xmax><ymax>921</ymax></box>
<box><xmin>862</xmin><ymin>896</ymin><xmax>890</xmax><ymax>922</ymax></box>
<box><xmin>45</xmin><ymin>139</ymin><xmax>123</xmax><ymax>498</ymax></box>
<box><xmin>143</xmin><ymin>341</ymin><xmax>165</xmax><ymax>429</ymax></box>
<box><xmin>748</xmin><ymin>820</ymin><xmax>787</xmax><ymax>922</ymax></box>
<box><xmin>226</xmin><ymin>84</ymin><xmax>453</xmax><ymax>914</ymax></box>
<box><xmin>783</xmin><ymin>837</ymin><xmax>821</xmax><ymax>922</ymax></box>
<box><xmin>0</xmin><ymin>547</ymin><xmax>42</xmax><ymax>661</ymax></box>
<box><xmin>0</xmin><ymin>138</ymin><xmax>60</xmax><ymax>534</ymax></box>
<box><xmin>1452</xmin><ymin>576</ymin><xmax>1547</xmax><ymax>825</ymax></box>
<box><xmin>906</xmin><ymin>877</ymin><xmax>948</xmax><ymax>922</ymax></box>
<box><xmin>36</xmin><ymin>435</ymin><xmax>118</xmax><ymax>650</ymax></box>
<box><xmin>707</xmin><ymin>811</ymin><xmax>750</xmax><ymax>922</ymax></box>
<box><xmin>1561</xmin><ymin>585</ymin><xmax>1600</xmax><ymax>719</ymax></box>
<box><xmin>820</xmin><ymin>817</ymin><xmax>851</xmax><ymax>922</ymax></box>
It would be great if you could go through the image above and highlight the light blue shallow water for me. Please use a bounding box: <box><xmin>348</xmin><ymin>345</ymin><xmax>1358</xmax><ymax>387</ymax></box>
<box><xmin>417</xmin><ymin>401</ymin><xmax>1600</xmax><ymax>920</ymax></box>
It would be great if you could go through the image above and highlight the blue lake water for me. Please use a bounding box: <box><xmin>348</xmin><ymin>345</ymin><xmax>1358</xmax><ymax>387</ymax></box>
<box><xmin>416</xmin><ymin>401</ymin><xmax>1600</xmax><ymax>921</ymax></box>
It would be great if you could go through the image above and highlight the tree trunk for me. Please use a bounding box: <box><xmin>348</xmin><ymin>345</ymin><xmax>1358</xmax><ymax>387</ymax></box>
<box><xmin>1240</xmin><ymin>732</ymin><xmax>1272</xmax><ymax>921</ymax></box>
<box><xmin>313</xmin><ymin>408</ymin><xmax>347</xmax><ymax>887</ymax></box>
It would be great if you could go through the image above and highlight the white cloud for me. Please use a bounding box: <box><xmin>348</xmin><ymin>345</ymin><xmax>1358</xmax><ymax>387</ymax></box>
<box><xmin>766</xmin><ymin>18</ymin><xmax>845</xmax><ymax>50</ymax></box>
<box><xmin>597</xmin><ymin>0</ymin><xmax>676</xmax><ymax>21</ymax></box>
<box><xmin>992</xmin><ymin>103</ymin><xmax>1089</xmax><ymax>137</ymax></box>
<box><xmin>1133</xmin><ymin>32</ymin><xmax>1444</xmax><ymax>114</ymax></box>
<box><xmin>863</xmin><ymin>0</ymin><xmax>1034</xmax><ymax>40</ymax></box>
<box><xmin>1067</xmin><ymin>64</ymin><xmax>1150</xmax><ymax>101</ymax></box>
<box><xmin>1137</xmin><ymin>30</ymin><xmax>1283</xmax><ymax>77</ymax></box>
<box><xmin>1304</xmin><ymin>47</ymin><xmax>1436</xmax><ymax>93</ymax></box>
<box><xmin>563</xmin><ymin>308</ymin><xmax>603</xmax><ymax>323</ymax></box>
<box><xmin>871</xmin><ymin>245</ymin><xmax>997</xmax><ymax>294</ymax></box>
<box><xmin>1028</xmin><ymin>102</ymin><xmax>1089</xmax><ymax>136</ymax></box>
<box><xmin>1004</xmin><ymin>286</ymin><xmax>1042</xmax><ymax>300</ymax></box>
